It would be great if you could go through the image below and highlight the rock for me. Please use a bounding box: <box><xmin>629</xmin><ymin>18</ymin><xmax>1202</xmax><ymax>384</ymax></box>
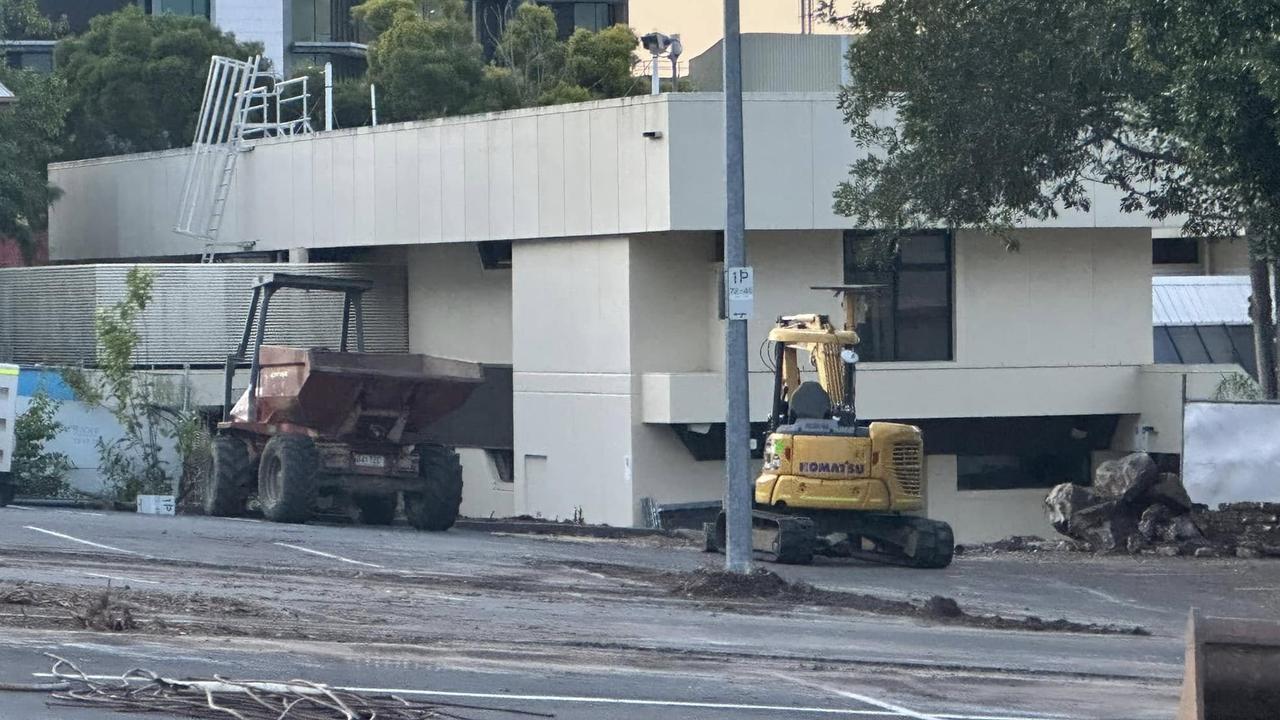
<box><xmin>1193</xmin><ymin>546</ymin><xmax>1221</xmax><ymax>558</ymax></box>
<box><xmin>1154</xmin><ymin>544</ymin><xmax>1181</xmax><ymax>557</ymax></box>
<box><xmin>1126</xmin><ymin>534</ymin><xmax>1146</xmax><ymax>553</ymax></box>
<box><xmin>1168</xmin><ymin>514</ymin><xmax>1205</xmax><ymax>542</ymax></box>
<box><xmin>1093</xmin><ymin>453</ymin><xmax>1158</xmax><ymax>502</ymax></box>
<box><xmin>1069</xmin><ymin>499</ymin><xmax>1139</xmax><ymax>553</ymax></box>
<box><xmin>1045</xmin><ymin>483</ymin><xmax>1101</xmax><ymax>533</ymax></box>
<box><xmin>1237</xmin><ymin>546</ymin><xmax>1263</xmax><ymax>559</ymax></box>
<box><xmin>1143</xmin><ymin>473</ymin><xmax>1193</xmax><ymax>512</ymax></box>
<box><xmin>1139</xmin><ymin>504</ymin><xmax>1173</xmax><ymax>541</ymax></box>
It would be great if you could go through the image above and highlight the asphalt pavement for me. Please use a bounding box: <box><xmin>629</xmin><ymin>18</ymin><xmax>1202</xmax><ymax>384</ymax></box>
<box><xmin>0</xmin><ymin>504</ymin><xmax>1254</xmax><ymax>719</ymax></box>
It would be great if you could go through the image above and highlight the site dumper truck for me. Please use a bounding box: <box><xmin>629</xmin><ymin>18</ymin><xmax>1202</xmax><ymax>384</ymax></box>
<box><xmin>205</xmin><ymin>274</ymin><xmax>483</xmax><ymax>529</ymax></box>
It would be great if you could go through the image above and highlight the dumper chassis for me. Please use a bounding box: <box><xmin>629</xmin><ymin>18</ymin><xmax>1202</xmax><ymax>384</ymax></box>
<box><xmin>205</xmin><ymin>274</ymin><xmax>483</xmax><ymax>529</ymax></box>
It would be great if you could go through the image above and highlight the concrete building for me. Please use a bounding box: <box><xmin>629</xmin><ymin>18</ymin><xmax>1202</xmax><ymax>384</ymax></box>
<box><xmin>44</xmin><ymin>35</ymin><xmax>1242</xmax><ymax>541</ymax></box>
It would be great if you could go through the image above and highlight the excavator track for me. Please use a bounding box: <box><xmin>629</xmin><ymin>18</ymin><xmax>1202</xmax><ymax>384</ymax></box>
<box><xmin>705</xmin><ymin>510</ymin><xmax>818</xmax><ymax>564</ymax></box>
<box><xmin>839</xmin><ymin>514</ymin><xmax>954</xmax><ymax>569</ymax></box>
<box><xmin>706</xmin><ymin>510</ymin><xmax>954</xmax><ymax>568</ymax></box>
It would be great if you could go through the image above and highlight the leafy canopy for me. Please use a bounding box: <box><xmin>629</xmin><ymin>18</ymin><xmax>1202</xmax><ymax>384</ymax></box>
<box><xmin>363</xmin><ymin>0</ymin><xmax>486</xmax><ymax>121</ymax></box>
<box><xmin>0</xmin><ymin>0</ymin><xmax>68</xmax><ymax>41</ymax></box>
<box><xmin>0</xmin><ymin>67</ymin><xmax>69</xmax><ymax>259</ymax></box>
<box><xmin>55</xmin><ymin>5</ymin><xmax>261</xmax><ymax>158</ymax></box>
<box><xmin>833</xmin><ymin>0</ymin><xmax>1280</xmax><ymax>255</ymax></box>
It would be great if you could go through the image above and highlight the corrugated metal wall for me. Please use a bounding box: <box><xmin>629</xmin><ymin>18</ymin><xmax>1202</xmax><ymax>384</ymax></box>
<box><xmin>688</xmin><ymin>34</ymin><xmax>851</xmax><ymax>92</ymax></box>
<box><xmin>0</xmin><ymin>263</ymin><xmax>408</xmax><ymax>366</ymax></box>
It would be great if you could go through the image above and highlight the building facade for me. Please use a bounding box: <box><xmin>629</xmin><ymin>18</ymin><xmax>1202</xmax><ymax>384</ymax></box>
<box><xmin>44</xmin><ymin>36</ymin><xmax>1241</xmax><ymax>541</ymax></box>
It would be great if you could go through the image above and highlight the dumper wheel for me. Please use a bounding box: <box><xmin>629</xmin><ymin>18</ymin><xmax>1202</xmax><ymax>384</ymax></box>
<box><xmin>355</xmin><ymin>494</ymin><xmax>397</xmax><ymax>526</ymax></box>
<box><xmin>0</xmin><ymin>474</ymin><xmax>13</xmax><ymax>508</ymax></box>
<box><xmin>206</xmin><ymin>436</ymin><xmax>253</xmax><ymax>517</ymax></box>
<box><xmin>404</xmin><ymin>445</ymin><xmax>463</xmax><ymax>532</ymax></box>
<box><xmin>258</xmin><ymin>435</ymin><xmax>319</xmax><ymax>524</ymax></box>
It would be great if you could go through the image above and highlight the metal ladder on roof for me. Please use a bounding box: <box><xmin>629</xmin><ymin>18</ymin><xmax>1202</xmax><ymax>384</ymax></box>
<box><xmin>175</xmin><ymin>56</ymin><xmax>314</xmax><ymax>264</ymax></box>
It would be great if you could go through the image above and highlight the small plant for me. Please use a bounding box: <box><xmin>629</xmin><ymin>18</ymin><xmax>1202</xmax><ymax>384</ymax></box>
<box><xmin>63</xmin><ymin>267</ymin><xmax>198</xmax><ymax>502</ymax></box>
<box><xmin>1213</xmin><ymin>372</ymin><xmax>1263</xmax><ymax>401</ymax></box>
<box><xmin>11</xmin><ymin>386</ymin><xmax>73</xmax><ymax>498</ymax></box>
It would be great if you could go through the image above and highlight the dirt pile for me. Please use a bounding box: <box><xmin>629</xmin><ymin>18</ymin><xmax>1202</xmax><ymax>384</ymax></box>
<box><xmin>1045</xmin><ymin>453</ymin><xmax>1280</xmax><ymax>558</ymax></box>
<box><xmin>669</xmin><ymin>566</ymin><xmax>1146</xmax><ymax>635</ymax></box>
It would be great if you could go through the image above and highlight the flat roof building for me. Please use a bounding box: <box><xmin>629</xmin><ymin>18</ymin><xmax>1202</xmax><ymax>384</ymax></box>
<box><xmin>42</xmin><ymin>35</ymin><xmax>1242</xmax><ymax>541</ymax></box>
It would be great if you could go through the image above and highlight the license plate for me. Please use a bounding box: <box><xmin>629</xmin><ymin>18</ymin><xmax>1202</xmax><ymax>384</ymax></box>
<box><xmin>353</xmin><ymin>453</ymin><xmax>386</xmax><ymax>469</ymax></box>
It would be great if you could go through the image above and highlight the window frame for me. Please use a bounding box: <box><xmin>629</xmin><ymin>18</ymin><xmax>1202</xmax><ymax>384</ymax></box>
<box><xmin>843</xmin><ymin>229</ymin><xmax>955</xmax><ymax>362</ymax></box>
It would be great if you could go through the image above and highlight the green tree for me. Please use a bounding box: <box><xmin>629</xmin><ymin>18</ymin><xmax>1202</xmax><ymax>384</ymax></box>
<box><xmin>492</xmin><ymin>4</ymin><xmax>565</xmax><ymax>106</ymax></box>
<box><xmin>0</xmin><ymin>0</ymin><xmax>68</xmax><ymax>40</ymax></box>
<box><xmin>0</xmin><ymin>68</ymin><xmax>69</xmax><ymax>260</ymax></box>
<box><xmin>11</xmin><ymin>387</ymin><xmax>73</xmax><ymax>498</ymax></box>
<box><xmin>55</xmin><ymin>5</ymin><xmax>261</xmax><ymax>159</ymax></box>
<box><xmin>564</xmin><ymin>24</ymin><xmax>642</xmax><ymax>98</ymax></box>
<box><xmin>831</xmin><ymin>0</ymin><xmax>1280</xmax><ymax>396</ymax></box>
<box><xmin>363</xmin><ymin>0</ymin><xmax>485</xmax><ymax>121</ymax></box>
<box><xmin>64</xmin><ymin>267</ymin><xmax>197</xmax><ymax>502</ymax></box>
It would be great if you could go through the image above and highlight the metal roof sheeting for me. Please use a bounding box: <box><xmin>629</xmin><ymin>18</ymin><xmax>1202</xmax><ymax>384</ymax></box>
<box><xmin>1153</xmin><ymin>276</ymin><xmax>1250</xmax><ymax>327</ymax></box>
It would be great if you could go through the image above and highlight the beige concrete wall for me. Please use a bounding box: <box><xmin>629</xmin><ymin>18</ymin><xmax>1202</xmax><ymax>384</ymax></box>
<box><xmin>645</xmin><ymin>227</ymin><xmax>1157</xmax><ymax>423</ymax></box>
<box><xmin>923</xmin><ymin>455</ymin><xmax>1059</xmax><ymax>543</ymax></box>
<box><xmin>511</xmin><ymin>237</ymin><xmax>636</xmax><ymax>526</ymax></box>
<box><xmin>50</xmin><ymin>98</ymin><xmax>672</xmax><ymax>261</ymax></box>
<box><xmin>955</xmin><ymin>228</ymin><xmax>1153</xmax><ymax>367</ymax></box>
<box><xmin>52</xmin><ymin>95</ymin><xmax>1180</xmax><ymax>263</ymax></box>
<box><xmin>458</xmin><ymin>448</ymin><xmax>515</xmax><ymax>519</ymax></box>
<box><xmin>1208</xmin><ymin>238</ymin><xmax>1250</xmax><ymax>275</ymax></box>
<box><xmin>405</xmin><ymin>243</ymin><xmax>512</xmax><ymax>364</ymax></box>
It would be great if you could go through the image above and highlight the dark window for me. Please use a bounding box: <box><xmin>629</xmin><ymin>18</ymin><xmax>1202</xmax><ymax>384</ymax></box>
<box><xmin>1153</xmin><ymin>237</ymin><xmax>1200</xmax><ymax>265</ymax></box>
<box><xmin>957</xmin><ymin>452</ymin><xmax>1090</xmax><ymax>491</ymax></box>
<box><xmin>844</xmin><ymin>230</ymin><xmax>953</xmax><ymax>361</ymax></box>
<box><xmin>478</xmin><ymin>240</ymin><xmax>512</xmax><ymax>269</ymax></box>
<box><xmin>146</xmin><ymin>0</ymin><xmax>209</xmax><ymax>17</ymax></box>
<box><xmin>536</xmin><ymin>1</ymin><xmax>619</xmax><ymax>38</ymax></box>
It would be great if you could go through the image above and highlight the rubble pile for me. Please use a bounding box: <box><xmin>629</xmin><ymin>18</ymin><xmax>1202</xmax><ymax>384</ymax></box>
<box><xmin>1045</xmin><ymin>452</ymin><xmax>1280</xmax><ymax>558</ymax></box>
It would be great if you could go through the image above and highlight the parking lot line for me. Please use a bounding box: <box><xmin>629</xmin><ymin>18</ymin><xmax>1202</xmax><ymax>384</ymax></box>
<box><xmin>85</xmin><ymin>572</ymin><xmax>160</xmax><ymax>586</ymax></box>
<box><xmin>273</xmin><ymin>542</ymin><xmax>383</xmax><ymax>569</ymax></box>
<box><xmin>28</xmin><ymin>672</ymin><xmax>1066</xmax><ymax>720</ymax></box>
<box><xmin>23</xmin><ymin>526</ymin><xmax>141</xmax><ymax>556</ymax></box>
<box><xmin>772</xmin><ymin>672</ymin><xmax>1067</xmax><ymax>720</ymax></box>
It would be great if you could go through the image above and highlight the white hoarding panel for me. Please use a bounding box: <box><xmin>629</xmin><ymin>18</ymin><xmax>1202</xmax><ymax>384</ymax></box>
<box><xmin>1183</xmin><ymin>401</ymin><xmax>1280</xmax><ymax>507</ymax></box>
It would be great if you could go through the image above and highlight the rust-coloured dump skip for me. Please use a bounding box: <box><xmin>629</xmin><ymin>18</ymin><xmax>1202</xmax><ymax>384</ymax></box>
<box><xmin>229</xmin><ymin>345</ymin><xmax>484</xmax><ymax>444</ymax></box>
<box><xmin>1177</xmin><ymin>609</ymin><xmax>1280</xmax><ymax>720</ymax></box>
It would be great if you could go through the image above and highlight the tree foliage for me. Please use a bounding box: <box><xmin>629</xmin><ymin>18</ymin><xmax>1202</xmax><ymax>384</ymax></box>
<box><xmin>0</xmin><ymin>67</ymin><xmax>69</xmax><ymax>259</ymax></box>
<box><xmin>55</xmin><ymin>5</ymin><xmax>260</xmax><ymax>158</ymax></box>
<box><xmin>832</xmin><ymin>0</ymin><xmax>1280</xmax><ymax>251</ymax></box>
<box><xmin>12</xmin><ymin>387</ymin><xmax>73</xmax><ymax>498</ymax></box>
<box><xmin>363</xmin><ymin>0</ymin><xmax>486</xmax><ymax>121</ymax></box>
<box><xmin>0</xmin><ymin>0</ymin><xmax>68</xmax><ymax>41</ymax></box>
<box><xmin>831</xmin><ymin>0</ymin><xmax>1280</xmax><ymax>393</ymax></box>
<box><xmin>64</xmin><ymin>267</ymin><xmax>198</xmax><ymax>502</ymax></box>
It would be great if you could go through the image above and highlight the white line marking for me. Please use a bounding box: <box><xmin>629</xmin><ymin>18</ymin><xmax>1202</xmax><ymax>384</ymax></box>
<box><xmin>773</xmin><ymin>672</ymin><xmax>1066</xmax><ymax>720</ymax></box>
<box><xmin>30</xmin><ymin>674</ymin><xmax>1072</xmax><ymax>720</ymax></box>
<box><xmin>273</xmin><ymin>542</ymin><xmax>383</xmax><ymax>569</ymax></box>
<box><xmin>23</xmin><ymin>526</ymin><xmax>141</xmax><ymax>556</ymax></box>
<box><xmin>85</xmin><ymin>572</ymin><xmax>160</xmax><ymax>586</ymax></box>
<box><xmin>776</xmin><ymin>672</ymin><xmax>941</xmax><ymax>720</ymax></box>
<box><xmin>226</xmin><ymin>518</ymin><xmax>262</xmax><ymax>523</ymax></box>
<box><xmin>6</xmin><ymin>504</ymin><xmax>32</xmax><ymax>510</ymax></box>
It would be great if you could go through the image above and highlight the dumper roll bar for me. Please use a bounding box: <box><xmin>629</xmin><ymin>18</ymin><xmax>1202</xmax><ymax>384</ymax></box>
<box><xmin>223</xmin><ymin>273</ymin><xmax>375</xmax><ymax>422</ymax></box>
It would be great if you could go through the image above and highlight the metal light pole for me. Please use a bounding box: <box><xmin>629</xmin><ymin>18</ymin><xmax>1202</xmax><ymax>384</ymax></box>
<box><xmin>722</xmin><ymin>0</ymin><xmax>752</xmax><ymax>574</ymax></box>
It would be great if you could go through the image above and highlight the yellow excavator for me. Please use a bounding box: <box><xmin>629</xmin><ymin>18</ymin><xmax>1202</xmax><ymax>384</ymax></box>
<box><xmin>707</xmin><ymin>285</ymin><xmax>954</xmax><ymax>568</ymax></box>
